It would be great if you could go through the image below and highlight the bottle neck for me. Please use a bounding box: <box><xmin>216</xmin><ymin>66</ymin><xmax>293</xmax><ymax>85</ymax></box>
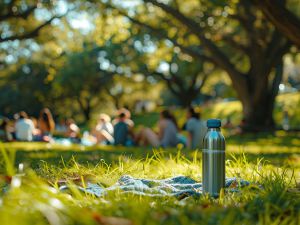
<box><xmin>207</xmin><ymin>127</ymin><xmax>221</xmax><ymax>132</ymax></box>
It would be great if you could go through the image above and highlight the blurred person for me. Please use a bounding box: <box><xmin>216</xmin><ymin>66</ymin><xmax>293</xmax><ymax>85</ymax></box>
<box><xmin>0</xmin><ymin>118</ymin><xmax>14</xmax><ymax>141</ymax></box>
<box><xmin>38</xmin><ymin>108</ymin><xmax>55</xmax><ymax>142</ymax></box>
<box><xmin>13</xmin><ymin>113</ymin><xmax>19</xmax><ymax>121</ymax></box>
<box><xmin>65</xmin><ymin>118</ymin><xmax>80</xmax><ymax>140</ymax></box>
<box><xmin>31</xmin><ymin>117</ymin><xmax>39</xmax><ymax>131</ymax></box>
<box><xmin>113</xmin><ymin>113</ymin><xmax>130</xmax><ymax>146</ymax></box>
<box><xmin>15</xmin><ymin>111</ymin><xmax>35</xmax><ymax>141</ymax></box>
<box><xmin>55</xmin><ymin>118</ymin><xmax>67</xmax><ymax>134</ymax></box>
<box><xmin>184</xmin><ymin>107</ymin><xmax>207</xmax><ymax>149</ymax></box>
<box><xmin>92</xmin><ymin>113</ymin><xmax>114</xmax><ymax>144</ymax></box>
<box><xmin>135</xmin><ymin>109</ymin><xmax>179</xmax><ymax>148</ymax></box>
<box><xmin>38</xmin><ymin>108</ymin><xmax>55</xmax><ymax>135</ymax></box>
<box><xmin>112</xmin><ymin>108</ymin><xmax>134</xmax><ymax>128</ymax></box>
<box><xmin>30</xmin><ymin>117</ymin><xmax>42</xmax><ymax>139</ymax></box>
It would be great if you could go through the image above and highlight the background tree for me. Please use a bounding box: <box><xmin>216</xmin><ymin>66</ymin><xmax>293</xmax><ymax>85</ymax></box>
<box><xmin>95</xmin><ymin>29</ymin><xmax>212</xmax><ymax>107</ymax></box>
<box><xmin>105</xmin><ymin>74</ymin><xmax>161</xmax><ymax>110</ymax></box>
<box><xmin>54</xmin><ymin>44</ymin><xmax>113</xmax><ymax>122</ymax></box>
<box><xmin>140</xmin><ymin>53</ymin><xmax>212</xmax><ymax>107</ymax></box>
<box><xmin>100</xmin><ymin>0</ymin><xmax>291</xmax><ymax>131</ymax></box>
<box><xmin>0</xmin><ymin>62</ymin><xmax>53</xmax><ymax>116</ymax></box>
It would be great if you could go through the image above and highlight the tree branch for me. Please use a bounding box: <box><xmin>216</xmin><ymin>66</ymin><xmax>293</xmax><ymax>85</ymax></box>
<box><xmin>142</xmin><ymin>0</ymin><xmax>246</xmax><ymax>83</ymax></box>
<box><xmin>222</xmin><ymin>34</ymin><xmax>249</xmax><ymax>54</ymax></box>
<box><xmin>153</xmin><ymin>71</ymin><xmax>180</xmax><ymax>95</ymax></box>
<box><xmin>106</xmin><ymin>2</ymin><xmax>213</xmax><ymax>63</ymax></box>
<box><xmin>196</xmin><ymin>72</ymin><xmax>209</xmax><ymax>92</ymax></box>
<box><xmin>0</xmin><ymin>13</ymin><xmax>66</xmax><ymax>42</ymax></box>
<box><xmin>252</xmin><ymin>0</ymin><xmax>300</xmax><ymax>47</ymax></box>
<box><xmin>265</xmin><ymin>30</ymin><xmax>291</xmax><ymax>69</ymax></box>
<box><xmin>268</xmin><ymin>40</ymin><xmax>291</xmax><ymax>70</ymax></box>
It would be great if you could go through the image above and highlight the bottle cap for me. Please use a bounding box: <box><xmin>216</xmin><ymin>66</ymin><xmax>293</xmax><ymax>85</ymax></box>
<box><xmin>207</xmin><ymin>119</ymin><xmax>221</xmax><ymax>128</ymax></box>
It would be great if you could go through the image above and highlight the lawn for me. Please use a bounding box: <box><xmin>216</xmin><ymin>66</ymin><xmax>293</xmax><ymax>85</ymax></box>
<box><xmin>0</xmin><ymin>131</ymin><xmax>299</xmax><ymax>225</ymax></box>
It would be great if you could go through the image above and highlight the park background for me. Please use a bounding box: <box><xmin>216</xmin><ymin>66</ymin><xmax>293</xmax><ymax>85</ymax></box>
<box><xmin>0</xmin><ymin>0</ymin><xmax>300</xmax><ymax>225</ymax></box>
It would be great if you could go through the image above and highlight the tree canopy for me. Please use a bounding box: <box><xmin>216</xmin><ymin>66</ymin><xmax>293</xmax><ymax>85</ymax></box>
<box><xmin>0</xmin><ymin>0</ymin><xmax>299</xmax><ymax>130</ymax></box>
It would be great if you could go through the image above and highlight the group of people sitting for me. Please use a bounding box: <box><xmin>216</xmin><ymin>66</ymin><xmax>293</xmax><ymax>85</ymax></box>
<box><xmin>0</xmin><ymin>106</ymin><xmax>208</xmax><ymax>149</ymax></box>
<box><xmin>90</xmin><ymin>107</ymin><xmax>207</xmax><ymax>149</ymax></box>
<box><xmin>0</xmin><ymin>108</ymin><xmax>80</xmax><ymax>143</ymax></box>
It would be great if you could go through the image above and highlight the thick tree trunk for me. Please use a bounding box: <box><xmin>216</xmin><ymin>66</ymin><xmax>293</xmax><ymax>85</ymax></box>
<box><xmin>239</xmin><ymin>63</ymin><xmax>283</xmax><ymax>132</ymax></box>
<box><xmin>241</xmin><ymin>95</ymin><xmax>275</xmax><ymax>132</ymax></box>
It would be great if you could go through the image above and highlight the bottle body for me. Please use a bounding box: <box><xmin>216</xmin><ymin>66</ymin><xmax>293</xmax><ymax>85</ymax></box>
<box><xmin>202</xmin><ymin>127</ymin><xmax>225</xmax><ymax>197</ymax></box>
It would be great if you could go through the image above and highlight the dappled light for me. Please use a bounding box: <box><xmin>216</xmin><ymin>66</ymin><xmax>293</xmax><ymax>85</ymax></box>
<box><xmin>0</xmin><ymin>0</ymin><xmax>299</xmax><ymax>224</ymax></box>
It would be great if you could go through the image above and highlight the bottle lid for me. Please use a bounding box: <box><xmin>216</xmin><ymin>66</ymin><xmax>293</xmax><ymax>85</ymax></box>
<box><xmin>207</xmin><ymin>119</ymin><xmax>221</xmax><ymax>128</ymax></box>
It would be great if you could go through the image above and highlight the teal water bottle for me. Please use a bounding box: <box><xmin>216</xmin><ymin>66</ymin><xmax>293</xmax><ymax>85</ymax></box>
<box><xmin>202</xmin><ymin>119</ymin><xmax>225</xmax><ymax>197</ymax></box>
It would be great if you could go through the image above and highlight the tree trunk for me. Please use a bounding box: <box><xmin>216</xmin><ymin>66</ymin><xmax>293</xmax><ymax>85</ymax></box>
<box><xmin>82</xmin><ymin>108</ymin><xmax>90</xmax><ymax>122</ymax></box>
<box><xmin>241</xmin><ymin>95</ymin><xmax>275</xmax><ymax>132</ymax></box>
<box><xmin>168</xmin><ymin>85</ymin><xmax>199</xmax><ymax>107</ymax></box>
<box><xmin>113</xmin><ymin>95</ymin><xmax>121</xmax><ymax>109</ymax></box>
<box><xmin>239</xmin><ymin>63</ymin><xmax>283</xmax><ymax>132</ymax></box>
<box><xmin>77</xmin><ymin>97</ymin><xmax>91</xmax><ymax>122</ymax></box>
<box><xmin>177</xmin><ymin>92</ymin><xmax>194</xmax><ymax>107</ymax></box>
<box><xmin>167</xmin><ymin>76</ymin><xmax>203</xmax><ymax>107</ymax></box>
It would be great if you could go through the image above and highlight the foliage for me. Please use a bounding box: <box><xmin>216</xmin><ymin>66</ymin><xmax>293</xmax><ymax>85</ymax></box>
<box><xmin>252</xmin><ymin>0</ymin><xmax>300</xmax><ymax>47</ymax></box>
<box><xmin>0</xmin><ymin>0</ymin><xmax>68</xmax><ymax>67</ymax></box>
<box><xmin>97</xmin><ymin>0</ymin><xmax>293</xmax><ymax>131</ymax></box>
<box><xmin>54</xmin><ymin>43</ymin><xmax>113</xmax><ymax>121</ymax></box>
<box><xmin>0</xmin><ymin>62</ymin><xmax>53</xmax><ymax>116</ymax></box>
<box><xmin>0</xmin><ymin>0</ymin><xmax>300</xmax><ymax>131</ymax></box>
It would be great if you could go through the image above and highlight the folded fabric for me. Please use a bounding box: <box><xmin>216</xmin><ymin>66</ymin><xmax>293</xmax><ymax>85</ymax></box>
<box><xmin>59</xmin><ymin>175</ymin><xmax>250</xmax><ymax>198</ymax></box>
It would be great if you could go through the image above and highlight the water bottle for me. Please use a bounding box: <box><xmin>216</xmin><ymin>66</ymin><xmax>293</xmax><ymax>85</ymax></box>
<box><xmin>202</xmin><ymin>119</ymin><xmax>225</xmax><ymax>197</ymax></box>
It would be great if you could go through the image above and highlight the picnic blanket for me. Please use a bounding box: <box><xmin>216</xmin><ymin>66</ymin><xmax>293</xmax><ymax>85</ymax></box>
<box><xmin>59</xmin><ymin>175</ymin><xmax>250</xmax><ymax>198</ymax></box>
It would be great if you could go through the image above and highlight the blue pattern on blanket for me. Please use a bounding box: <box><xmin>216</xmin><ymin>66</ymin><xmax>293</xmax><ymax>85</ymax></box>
<box><xmin>60</xmin><ymin>175</ymin><xmax>250</xmax><ymax>198</ymax></box>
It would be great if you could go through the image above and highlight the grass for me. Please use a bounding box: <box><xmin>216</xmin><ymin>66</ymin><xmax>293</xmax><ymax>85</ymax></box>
<box><xmin>0</xmin><ymin>131</ymin><xmax>299</xmax><ymax>225</ymax></box>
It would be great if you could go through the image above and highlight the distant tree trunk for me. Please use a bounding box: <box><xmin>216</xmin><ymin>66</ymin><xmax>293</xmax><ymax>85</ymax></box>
<box><xmin>238</xmin><ymin>61</ymin><xmax>284</xmax><ymax>131</ymax></box>
<box><xmin>108</xmin><ymin>94</ymin><xmax>122</xmax><ymax>109</ymax></box>
<box><xmin>113</xmin><ymin>95</ymin><xmax>122</xmax><ymax>109</ymax></box>
<box><xmin>82</xmin><ymin>107</ymin><xmax>91</xmax><ymax>122</ymax></box>
<box><xmin>77</xmin><ymin>97</ymin><xmax>91</xmax><ymax>122</ymax></box>
<box><xmin>242</xmin><ymin>94</ymin><xmax>275</xmax><ymax>131</ymax></box>
<box><xmin>176</xmin><ymin>89</ymin><xmax>199</xmax><ymax>107</ymax></box>
<box><xmin>178</xmin><ymin>95</ymin><xmax>193</xmax><ymax>107</ymax></box>
<box><xmin>152</xmin><ymin>71</ymin><xmax>207</xmax><ymax>108</ymax></box>
<box><xmin>104</xmin><ymin>87</ymin><xmax>123</xmax><ymax>109</ymax></box>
